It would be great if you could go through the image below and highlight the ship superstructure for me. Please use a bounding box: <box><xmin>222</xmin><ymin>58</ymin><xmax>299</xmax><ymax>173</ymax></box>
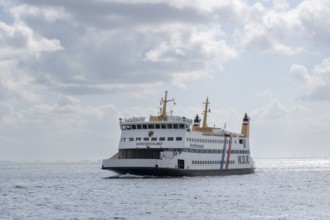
<box><xmin>102</xmin><ymin>91</ymin><xmax>255</xmax><ymax>176</ymax></box>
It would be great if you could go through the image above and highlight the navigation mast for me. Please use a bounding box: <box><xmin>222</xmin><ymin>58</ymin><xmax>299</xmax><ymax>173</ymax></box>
<box><xmin>160</xmin><ymin>91</ymin><xmax>175</xmax><ymax>120</ymax></box>
<box><xmin>202</xmin><ymin>97</ymin><xmax>211</xmax><ymax>128</ymax></box>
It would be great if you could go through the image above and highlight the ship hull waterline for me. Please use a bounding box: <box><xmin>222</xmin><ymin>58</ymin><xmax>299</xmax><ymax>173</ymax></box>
<box><xmin>102</xmin><ymin>166</ymin><xmax>255</xmax><ymax>177</ymax></box>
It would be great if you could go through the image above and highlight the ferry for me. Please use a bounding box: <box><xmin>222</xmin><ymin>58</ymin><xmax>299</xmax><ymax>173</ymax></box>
<box><xmin>102</xmin><ymin>91</ymin><xmax>255</xmax><ymax>176</ymax></box>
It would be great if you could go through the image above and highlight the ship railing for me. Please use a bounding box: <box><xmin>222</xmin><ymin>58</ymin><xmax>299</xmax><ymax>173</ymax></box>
<box><xmin>121</xmin><ymin>116</ymin><xmax>192</xmax><ymax>124</ymax></box>
<box><xmin>122</xmin><ymin>117</ymin><xmax>147</xmax><ymax>123</ymax></box>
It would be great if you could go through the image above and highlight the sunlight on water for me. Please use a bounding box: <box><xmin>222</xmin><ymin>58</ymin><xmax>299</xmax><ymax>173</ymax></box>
<box><xmin>0</xmin><ymin>158</ymin><xmax>329</xmax><ymax>219</ymax></box>
<box><xmin>257</xmin><ymin>158</ymin><xmax>330</xmax><ymax>171</ymax></box>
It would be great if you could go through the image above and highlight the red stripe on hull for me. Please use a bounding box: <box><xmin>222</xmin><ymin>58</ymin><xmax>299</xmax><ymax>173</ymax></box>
<box><xmin>225</xmin><ymin>135</ymin><xmax>232</xmax><ymax>170</ymax></box>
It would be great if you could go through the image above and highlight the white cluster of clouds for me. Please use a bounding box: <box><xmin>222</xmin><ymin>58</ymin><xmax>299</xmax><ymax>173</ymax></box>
<box><xmin>1</xmin><ymin>95</ymin><xmax>118</xmax><ymax>129</ymax></box>
<box><xmin>0</xmin><ymin>16</ymin><xmax>62</xmax><ymax>60</ymax></box>
<box><xmin>253</xmin><ymin>99</ymin><xmax>287</xmax><ymax>120</ymax></box>
<box><xmin>290</xmin><ymin>57</ymin><xmax>330</xmax><ymax>101</ymax></box>
<box><xmin>239</xmin><ymin>0</ymin><xmax>330</xmax><ymax>54</ymax></box>
<box><xmin>0</xmin><ymin>0</ymin><xmax>329</xmax><ymax>100</ymax></box>
<box><xmin>1</xmin><ymin>0</ymin><xmax>330</xmax><ymax>159</ymax></box>
<box><xmin>0</xmin><ymin>95</ymin><xmax>119</xmax><ymax>160</ymax></box>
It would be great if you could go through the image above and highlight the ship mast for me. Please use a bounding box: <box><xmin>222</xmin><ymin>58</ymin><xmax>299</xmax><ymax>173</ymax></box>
<box><xmin>160</xmin><ymin>91</ymin><xmax>175</xmax><ymax>120</ymax></box>
<box><xmin>202</xmin><ymin>97</ymin><xmax>210</xmax><ymax>128</ymax></box>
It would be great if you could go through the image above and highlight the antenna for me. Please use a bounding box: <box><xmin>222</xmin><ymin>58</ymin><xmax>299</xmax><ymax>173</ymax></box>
<box><xmin>159</xmin><ymin>91</ymin><xmax>175</xmax><ymax>119</ymax></box>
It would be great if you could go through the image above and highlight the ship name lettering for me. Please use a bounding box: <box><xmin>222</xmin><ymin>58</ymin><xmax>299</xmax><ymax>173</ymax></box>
<box><xmin>238</xmin><ymin>155</ymin><xmax>249</xmax><ymax>164</ymax></box>
<box><xmin>190</xmin><ymin>143</ymin><xmax>204</xmax><ymax>148</ymax></box>
<box><xmin>136</xmin><ymin>142</ymin><xmax>163</xmax><ymax>146</ymax></box>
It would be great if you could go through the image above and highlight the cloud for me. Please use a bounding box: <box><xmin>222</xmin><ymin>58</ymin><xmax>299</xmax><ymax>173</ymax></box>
<box><xmin>2</xmin><ymin>0</ymin><xmax>330</xmax><ymax>160</ymax></box>
<box><xmin>250</xmin><ymin>100</ymin><xmax>330</xmax><ymax>158</ymax></box>
<box><xmin>297</xmin><ymin>0</ymin><xmax>330</xmax><ymax>47</ymax></box>
<box><xmin>0</xmin><ymin>0</ymin><xmax>329</xmax><ymax>100</ymax></box>
<box><xmin>0</xmin><ymin>95</ymin><xmax>121</xmax><ymax>160</ymax></box>
<box><xmin>171</xmin><ymin>71</ymin><xmax>211</xmax><ymax>89</ymax></box>
<box><xmin>0</xmin><ymin>101</ymin><xmax>13</xmax><ymax>117</ymax></box>
<box><xmin>0</xmin><ymin>3</ymin><xmax>63</xmax><ymax>101</ymax></box>
<box><xmin>238</xmin><ymin>0</ymin><xmax>330</xmax><ymax>54</ymax></box>
<box><xmin>238</xmin><ymin>2</ymin><xmax>303</xmax><ymax>54</ymax></box>
<box><xmin>256</xmin><ymin>90</ymin><xmax>273</xmax><ymax>99</ymax></box>
<box><xmin>0</xmin><ymin>60</ymin><xmax>40</xmax><ymax>101</ymax></box>
<box><xmin>0</xmin><ymin>0</ymin><xmax>245</xmax><ymax>98</ymax></box>
<box><xmin>252</xmin><ymin>99</ymin><xmax>287</xmax><ymax>120</ymax></box>
<box><xmin>1</xmin><ymin>0</ymin><xmax>329</xmax><ymax>110</ymax></box>
<box><xmin>2</xmin><ymin>95</ymin><xmax>118</xmax><ymax>128</ymax></box>
<box><xmin>6</xmin><ymin>2</ymin><xmax>236</xmax><ymax>95</ymax></box>
<box><xmin>290</xmin><ymin>58</ymin><xmax>330</xmax><ymax>101</ymax></box>
<box><xmin>272</xmin><ymin>0</ymin><xmax>290</xmax><ymax>11</ymax></box>
<box><xmin>0</xmin><ymin>19</ymin><xmax>62</xmax><ymax>60</ymax></box>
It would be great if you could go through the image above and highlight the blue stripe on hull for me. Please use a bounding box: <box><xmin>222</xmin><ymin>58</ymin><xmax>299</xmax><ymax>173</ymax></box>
<box><xmin>220</xmin><ymin>136</ymin><xmax>227</xmax><ymax>170</ymax></box>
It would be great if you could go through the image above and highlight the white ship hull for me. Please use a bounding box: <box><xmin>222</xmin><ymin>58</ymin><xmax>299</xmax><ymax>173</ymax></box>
<box><xmin>102</xmin><ymin>148</ymin><xmax>255</xmax><ymax>177</ymax></box>
<box><xmin>102</xmin><ymin>92</ymin><xmax>255</xmax><ymax>177</ymax></box>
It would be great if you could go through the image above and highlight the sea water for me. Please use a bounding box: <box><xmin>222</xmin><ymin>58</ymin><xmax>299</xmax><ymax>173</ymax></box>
<box><xmin>0</xmin><ymin>158</ymin><xmax>329</xmax><ymax>220</ymax></box>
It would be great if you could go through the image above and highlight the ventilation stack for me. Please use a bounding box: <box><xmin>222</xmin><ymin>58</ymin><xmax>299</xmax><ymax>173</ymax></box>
<box><xmin>193</xmin><ymin>115</ymin><xmax>201</xmax><ymax>128</ymax></box>
<box><xmin>241</xmin><ymin>113</ymin><xmax>250</xmax><ymax>137</ymax></box>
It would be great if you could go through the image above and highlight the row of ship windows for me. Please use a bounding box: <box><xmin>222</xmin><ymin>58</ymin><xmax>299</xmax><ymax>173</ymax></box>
<box><xmin>121</xmin><ymin>137</ymin><xmax>183</xmax><ymax>142</ymax></box>
<box><xmin>181</xmin><ymin>148</ymin><xmax>250</xmax><ymax>154</ymax></box>
<box><xmin>121</xmin><ymin>137</ymin><xmax>244</xmax><ymax>144</ymax></box>
<box><xmin>192</xmin><ymin>160</ymin><xmax>235</xmax><ymax>165</ymax></box>
<box><xmin>121</xmin><ymin>123</ymin><xmax>189</xmax><ymax>130</ymax></box>
<box><xmin>187</xmin><ymin>137</ymin><xmax>244</xmax><ymax>144</ymax></box>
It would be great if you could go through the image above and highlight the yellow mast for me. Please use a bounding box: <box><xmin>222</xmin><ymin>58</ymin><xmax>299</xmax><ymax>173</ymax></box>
<box><xmin>202</xmin><ymin>97</ymin><xmax>210</xmax><ymax>128</ymax></box>
<box><xmin>192</xmin><ymin>97</ymin><xmax>212</xmax><ymax>132</ymax></box>
<box><xmin>160</xmin><ymin>91</ymin><xmax>175</xmax><ymax>120</ymax></box>
<box><xmin>161</xmin><ymin>91</ymin><xmax>168</xmax><ymax>118</ymax></box>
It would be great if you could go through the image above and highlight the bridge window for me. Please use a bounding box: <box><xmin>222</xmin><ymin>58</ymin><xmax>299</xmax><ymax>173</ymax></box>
<box><xmin>122</xmin><ymin>125</ymin><xmax>131</xmax><ymax>130</ymax></box>
<box><xmin>155</xmin><ymin>124</ymin><xmax>160</xmax><ymax>129</ymax></box>
<box><xmin>151</xmin><ymin>137</ymin><xmax>157</xmax><ymax>141</ymax></box>
<box><xmin>168</xmin><ymin>137</ymin><xmax>174</xmax><ymax>141</ymax></box>
<box><xmin>159</xmin><ymin>137</ymin><xmax>165</xmax><ymax>141</ymax></box>
<box><xmin>179</xmin><ymin>124</ymin><xmax>185</xmax><ymax>129</ymax></box>
<box><xmin>143</xmin><ymin>137</ymin><xmax>149</xmax><ymax>141</ymax></box>
<box><xmin>173</xmin><ymin>124</ymin><xmax>178</xmax><ymax>129</ymax></box>
<box><xmin>148</xmin><ymin>124</ymin><xmax>154</xmax><ymax>129</ymax></box>
<box><xmin>176</xmin><ymin>137</ymin><xmax>182</xmax><ymax>141</ymax></box>
<box><xmin>142</xmin><ymin>124</ymin><xmax>147</xmax><ymax>129</ymax></box>
<box><xmin>137</xmin><ymin>124</ymin><xmax>142</xmax><ymax>129</ymax></box>
<box><xmin>131</xmin><ymin>125</ymin><xmax>136</xmax><ymax>129</ymax></box>
<box><xmin>136</xmin><ymin>137</ymin><xmax>141</xmax><ymax>141</ymax></box>
<box><xmin>161</xmin><ymin>124</ymin><xmax>166</xmax><ymax>129</ymax></box>
<box><xmin>167</xmin><ymin>124</ymin><xmax>173</xmax><ymax>129</ymax></box>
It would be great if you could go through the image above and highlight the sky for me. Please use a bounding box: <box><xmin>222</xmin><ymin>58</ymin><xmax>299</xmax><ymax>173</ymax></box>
<box><xmin>0</xmin><ymin>0</ymin><xmax>330</xmax><ymax>161</ymax></box>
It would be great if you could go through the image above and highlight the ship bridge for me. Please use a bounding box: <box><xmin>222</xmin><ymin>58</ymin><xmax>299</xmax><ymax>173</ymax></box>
<box><xmin>120</xmin><ymin>116</ymin><xmax>192</xmax><ymax>130</ymax></box>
